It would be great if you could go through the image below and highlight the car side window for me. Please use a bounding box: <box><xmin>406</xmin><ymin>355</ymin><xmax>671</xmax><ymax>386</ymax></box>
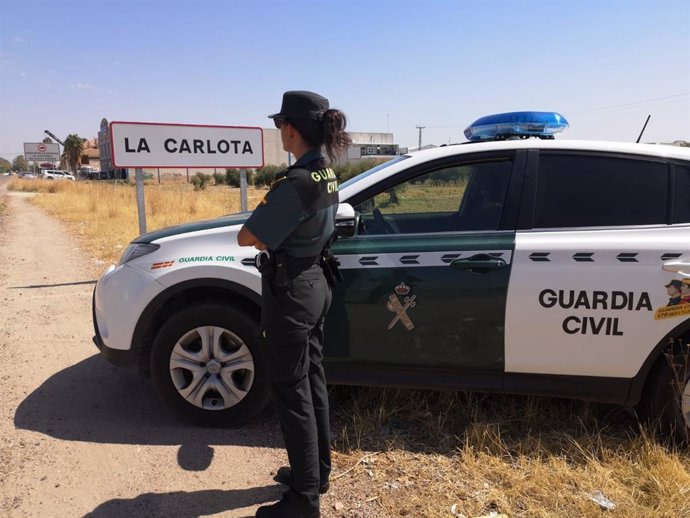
<box><xmin>534</xmin><ymin>154</ymin><xmax>668</xmax><ymax>229</ymax></box>
<box><xmin>354</xmin><ymin>159</ymin><xmax>512</xmax><ymax>235</ymax></box>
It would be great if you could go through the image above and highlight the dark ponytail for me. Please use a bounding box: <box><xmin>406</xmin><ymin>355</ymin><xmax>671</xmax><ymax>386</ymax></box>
<box><xmin>288</xmin><ymin>109</ymin><xmax>352</xmax><ymax>164</ymax></box>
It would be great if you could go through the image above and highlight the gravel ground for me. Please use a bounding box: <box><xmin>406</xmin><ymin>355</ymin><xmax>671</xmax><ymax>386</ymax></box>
<box><xmin>0</xmin><ymin>177</ymin><xmax>385</xmax><ymax>518</ymax></box>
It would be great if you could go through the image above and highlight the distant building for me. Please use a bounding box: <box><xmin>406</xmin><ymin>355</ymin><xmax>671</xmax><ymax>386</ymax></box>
<box><xmin>98</xmin><ymin>118</ymin><xmax>127</xmax><ymax>179</ymax></box>
<box><xmin>81</xmin><ymin>139</ymin><xmax>100</xmax><ymax>168</ymax></box>
<box><xmin>262</xmin><ymin>128</ymin><xmax>399</xmax><ymax>166</ymax></box>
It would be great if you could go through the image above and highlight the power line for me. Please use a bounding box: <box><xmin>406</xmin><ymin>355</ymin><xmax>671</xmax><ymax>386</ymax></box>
<box><xmin>569</xmin><ymin>92</ymin><xmax>689</xmax><ymax>114</ymax></box>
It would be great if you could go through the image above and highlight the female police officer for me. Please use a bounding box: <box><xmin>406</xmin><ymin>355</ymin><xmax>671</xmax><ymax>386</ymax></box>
<box><xmin>238</xmin><ymin>91</ymin><xmax>350</xmax><ymax>518</ymax></box>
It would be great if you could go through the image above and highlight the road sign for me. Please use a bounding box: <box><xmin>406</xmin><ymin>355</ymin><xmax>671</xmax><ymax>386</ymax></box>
<box><xmin>24</xmin><ymin>142</ymin><xmax>60</xmax><ymax>162</ymax></box>
<box><xmin>110</xmin><ymin>122</ymin><xmax>264</xmax><ymax>168</ymax></box>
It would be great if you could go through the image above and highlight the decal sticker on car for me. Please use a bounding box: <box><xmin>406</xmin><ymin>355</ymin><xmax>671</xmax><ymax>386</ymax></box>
<box><xmin>654</xmin><ymin>279</ymin><xmax>690</xmax><ymax>320</ymax></box>
<box><xmin>151</xmin><ymin>261</ymin><xmax>175</xmax><ymax>269</ymax></box>
<box><xmin>177</xmin><ymin>255</ymin><xmax>236</xmax><ymax>263</ymax></box>
<box><xmin>538</xmin><ymin>288</ymin><xmax>654</xmax><ymax>336</ymax></box>
<box><xmin>387</xmin><ymin>282</ymin><xmax>416</xmax><ymax>331</ymax></box>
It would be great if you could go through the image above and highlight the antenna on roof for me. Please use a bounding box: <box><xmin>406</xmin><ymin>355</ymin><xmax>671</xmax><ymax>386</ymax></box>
<box><xmin>635</xmin><ymin>115</ymin><xmax>651</xmax><ymax>143</ymax></box>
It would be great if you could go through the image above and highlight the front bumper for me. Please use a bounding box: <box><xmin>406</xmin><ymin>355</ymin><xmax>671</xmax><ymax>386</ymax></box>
<box><xmin>92</xmin><ymin>287</ymin><xmax>136</xmax><ymax>367</ymax></box>
<box><xmin>92</xmin><ymin>263</ymin><xmax>164</xmax><ymax>367</ymax></box>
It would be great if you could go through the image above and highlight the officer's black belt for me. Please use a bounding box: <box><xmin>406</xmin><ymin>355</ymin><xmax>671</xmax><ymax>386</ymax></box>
<box><xmin>255</xmin><ymin>250</ymin><xmax>321</xmax><ymax>273</ymax></box>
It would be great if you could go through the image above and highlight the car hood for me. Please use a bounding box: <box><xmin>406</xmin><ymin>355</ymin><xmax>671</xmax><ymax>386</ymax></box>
<box><xmin>134</xmin><ymin>213</ymin><xmax>250</xmax><ymax>244</ymax></box>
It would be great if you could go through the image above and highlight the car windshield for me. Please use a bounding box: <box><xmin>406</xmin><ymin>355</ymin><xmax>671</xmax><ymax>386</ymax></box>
<box><xmin>339</xmin><ymin>156</ymin><xmax>410</xmax><ymax>190</ymax></box>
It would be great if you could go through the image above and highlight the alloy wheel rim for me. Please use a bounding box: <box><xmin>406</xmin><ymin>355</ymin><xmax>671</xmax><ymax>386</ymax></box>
<box><xmin>169</xmin><ymin>326</ymin><xmax>255</xmax><ymax>411</ymax></box>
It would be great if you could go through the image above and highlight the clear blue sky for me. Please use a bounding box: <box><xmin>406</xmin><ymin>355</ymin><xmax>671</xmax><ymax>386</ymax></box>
<box><xmin>1</xmin><ymin>0</ymin><xmax>688</xmax><ymax>162</ymax></box>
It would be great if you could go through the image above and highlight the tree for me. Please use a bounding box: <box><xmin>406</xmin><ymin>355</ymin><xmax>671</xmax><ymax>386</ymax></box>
<box><xmin>62</xmin><ymin>134</ymin><xmax>86</xmax><ymax>174</ymax></box>
<box><xmin>12</xmin><ymin>155</ymin><xmax>27</xmax><ymax>172</ymax></box>
<box><xmin>0</xmin><ymin>158</ymin><xmax>11</xmax><ymax>174</ymax></box>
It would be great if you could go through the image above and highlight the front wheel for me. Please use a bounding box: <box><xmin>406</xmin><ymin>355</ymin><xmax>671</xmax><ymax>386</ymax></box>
<box><xmin>637</xmin><ymin>351</ymin><xmax>690</xmax><ymax>443</ymax></box>
<box><xmin>150</xmin><ymin>303</ymin><xmax>269</xmax><ymax>426</ymax></box>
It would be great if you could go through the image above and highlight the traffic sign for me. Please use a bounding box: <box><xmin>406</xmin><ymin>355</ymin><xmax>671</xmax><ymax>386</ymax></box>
<box><xmin>24</xmin><ymin>142</ymin><xmax>60</xmax><ymax>162</ymax></box>
<box><xmin>110</xmin><ymin>121</ymin><xmax>264</xmax><ymax>168</ymax></box>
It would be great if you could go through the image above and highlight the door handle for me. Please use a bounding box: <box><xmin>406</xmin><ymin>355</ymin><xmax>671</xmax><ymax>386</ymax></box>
<box><xmin>662</xmin><ymin>256</ymin><xmax>690</xmax><ymax>276</ymax></box>
<box><xmin>450</xmin><ymin>254</ymin><xmax>506</xmax><ymax>273</ymax></box>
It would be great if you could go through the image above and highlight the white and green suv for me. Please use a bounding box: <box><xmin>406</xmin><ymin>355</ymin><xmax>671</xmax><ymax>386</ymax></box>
<box><xmin>92</xmin><ymin>134</ymin><xmax>690</xmax><ymax>438</ymax></box>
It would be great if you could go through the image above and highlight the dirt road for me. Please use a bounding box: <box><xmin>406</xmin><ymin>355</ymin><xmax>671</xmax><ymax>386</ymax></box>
<box><xmin>0</xmin><ymin>178</ymin><xmax>292</xmax><ymax>518</ymax></box>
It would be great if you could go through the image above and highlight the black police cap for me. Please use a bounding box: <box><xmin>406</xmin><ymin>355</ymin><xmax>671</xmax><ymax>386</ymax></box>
<box><xmin>268</xmin><ymin>91</ymin><xmax>329</xmax><ymax>121</ymax></box>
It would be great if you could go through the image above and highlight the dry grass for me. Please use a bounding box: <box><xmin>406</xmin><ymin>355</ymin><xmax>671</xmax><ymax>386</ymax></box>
<box><xmin>329</xmin><ymin>388</ymin><xmax>690</xmax><ymax>517</ymax></box>
<box><xmin>9</xmin><ymin>179</ymin><xmax>264</xmax><ymax>264</ymax></box>
<box><xmin>10</xmin><ymin>178</ymin><xmax>690</xmax><ymax>517</ymax></box>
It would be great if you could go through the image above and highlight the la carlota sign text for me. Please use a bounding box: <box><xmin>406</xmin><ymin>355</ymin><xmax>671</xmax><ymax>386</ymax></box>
<box><xmin>110</xmin><ymin>121</ymin><xmax>264</xmax><ymax>168</ymax></box>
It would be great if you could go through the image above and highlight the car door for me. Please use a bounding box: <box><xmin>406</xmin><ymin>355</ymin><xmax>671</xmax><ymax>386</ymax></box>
<box><xmin>504</xmin><ymin>151</ymin><xmax>690</xmax><ymax>391</ymax></box>
<box><xmin>325</xmin><ymin>152</ymin><xmax>525</xmax><ymax>381</ymax></box>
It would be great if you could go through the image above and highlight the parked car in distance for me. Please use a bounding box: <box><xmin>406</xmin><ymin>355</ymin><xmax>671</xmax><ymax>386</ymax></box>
<box><xmin>41</xmin><ymin>169</ymin><xmax>76</xmax><ymax>181</ymax></box>
<box><xmin>79</xmin><ymin>166</ymin><xmax>101</xmax><ymax>180</ymax></box>
<box><xmin>18</xmin><ymin>171</ymin><xmax>37</xmax><ymax>179</ymax></box>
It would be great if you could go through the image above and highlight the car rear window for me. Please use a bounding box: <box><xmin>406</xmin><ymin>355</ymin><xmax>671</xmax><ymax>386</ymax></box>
<box><xmin>533</xmin><ymin>154</ymin><xmax>668</xmax><ymax>229</ymax></box>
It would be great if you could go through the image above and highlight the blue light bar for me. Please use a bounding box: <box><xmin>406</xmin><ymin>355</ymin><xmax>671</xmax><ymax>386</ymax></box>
<box><xmin>464</xmin><ymin>111</ymin><xmax>569</xmax><ymax>141</ymax></box>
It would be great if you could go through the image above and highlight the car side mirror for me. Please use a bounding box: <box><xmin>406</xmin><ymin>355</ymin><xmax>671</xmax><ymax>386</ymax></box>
<box><xmin>335</xmin><ymin>203</ymin><xmax>358</xmax><ymax>238</ymax></box>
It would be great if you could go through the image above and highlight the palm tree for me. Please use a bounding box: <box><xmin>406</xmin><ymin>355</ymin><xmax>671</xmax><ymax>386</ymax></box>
<box><xmin>62</xmin><ymin>134</ymin><xmax>86</xmax><ymax>174</ymax></box>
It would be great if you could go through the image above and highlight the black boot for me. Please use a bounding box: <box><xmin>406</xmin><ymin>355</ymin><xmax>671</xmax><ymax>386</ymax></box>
<box><xmin>255</xmin><ymin>490</ymin><xmax>320</xmax><ymax>518</ymax></box>
<box><xmin>274</xmin><ymin>466</ymin><xmax>330</xmax><ymax>494</ymax></box>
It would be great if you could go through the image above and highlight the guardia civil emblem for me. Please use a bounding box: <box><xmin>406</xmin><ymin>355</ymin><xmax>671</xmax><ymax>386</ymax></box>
<box><xmin>387</xmin><ymin>282</ymin><xmax>416</xmax><ymax>331</ymax></box>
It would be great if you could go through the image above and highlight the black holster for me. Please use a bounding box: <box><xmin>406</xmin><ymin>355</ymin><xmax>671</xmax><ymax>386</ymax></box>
<box><xmin>320</xmin><ymin>248</ymin><xmax>343</xmax><ymax>288</ymax></box>
<box><xmin>256</xmin><ymin>250</ymin><xmax>290</xmax><ymax>289</ymax></box>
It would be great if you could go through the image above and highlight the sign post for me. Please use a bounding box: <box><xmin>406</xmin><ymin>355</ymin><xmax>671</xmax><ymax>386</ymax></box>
<box><xmin>110</xmin><ymin>121</ymin><xmax>264</xmax><ymax>235</ymax></box>
<box><xmin>240</xmin><ymin>169</ymin><xmax>248</xmax><ymax>212</ymax></box>
<box><xmin>134</xmin><ymin>168</ymin><xmax>147</xmax><ymax>234</ymax></box>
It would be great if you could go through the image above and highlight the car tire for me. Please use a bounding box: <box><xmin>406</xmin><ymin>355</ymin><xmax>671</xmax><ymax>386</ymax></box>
<box><xmin>637</xmin><ymin>353</ymin><xmax>690</xmax><ymax>443</ymax></box>
<box><xmin>150</xmin><ymin>303</ymin><xmax>269</xmax><ymax>426</ymax></box>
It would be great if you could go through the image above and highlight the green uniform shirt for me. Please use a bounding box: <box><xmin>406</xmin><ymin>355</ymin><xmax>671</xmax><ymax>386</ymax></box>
<box><xmin>244</xmin><ymin>150</ymin><xmax>338</xmax><ymax>257</ymax></box>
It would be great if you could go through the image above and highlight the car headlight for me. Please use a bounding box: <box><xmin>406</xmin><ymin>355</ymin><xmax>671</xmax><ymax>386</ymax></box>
<box><xmin>118</xmin><ymin>243</ymin><xmax>160</xmax><ymax>265</ymax></box>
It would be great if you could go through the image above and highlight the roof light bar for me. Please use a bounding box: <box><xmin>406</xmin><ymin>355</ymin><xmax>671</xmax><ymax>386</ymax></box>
<box><xmin>464</xmin><ymin>111</ymin><xmax>569</xmax><ymax>141</ymax></box>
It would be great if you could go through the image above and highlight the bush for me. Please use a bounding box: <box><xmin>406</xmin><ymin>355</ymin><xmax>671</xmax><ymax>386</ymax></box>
<box><xmin>190</xmin><ymin>172</ymin><xmax>212</xmax><ymax>191</ymax></box>
<box><xmin>213</xmin><ymin>171</ymin><xmax>226</xmax><ymax>186</ymax></box>
<box><xmin>223</xmin><ymin>168</ymin><xmax>255</xmax><ymax>188</ymax></box>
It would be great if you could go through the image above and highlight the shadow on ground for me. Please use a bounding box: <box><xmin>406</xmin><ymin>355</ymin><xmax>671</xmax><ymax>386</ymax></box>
<box><xmin>14</xmin><ymin>354</ymin><xmax>281</xmax><ymax>452</ymax></box>
<box><xmin>82</xmin><ymin>486</ymin><xmax>279</xmax><ymax>518</ymax></box>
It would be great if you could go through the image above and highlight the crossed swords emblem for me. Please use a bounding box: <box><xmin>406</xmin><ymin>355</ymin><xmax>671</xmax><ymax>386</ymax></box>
<box><xmin>387</xmin><ymin>293</ymin><xmax>416</xmax><ymax>331</ymax></box>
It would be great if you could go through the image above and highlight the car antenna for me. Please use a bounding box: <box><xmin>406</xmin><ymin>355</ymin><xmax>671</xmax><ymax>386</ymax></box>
<box><xmin>635</xmin><ymin>114</ymin><xmax>651</xmax><ymax>143</ymax></box>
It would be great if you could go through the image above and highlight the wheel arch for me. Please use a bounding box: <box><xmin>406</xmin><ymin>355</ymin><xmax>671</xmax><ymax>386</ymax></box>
<box><xmin>131</xmin><ymin>278</ymin><xmax>261</xmax><ymax>376</ymax></box>
<box><xmin>627</xmin><ymin>316</ymin><xmax>690</xmax><ymax>407</ymax></box>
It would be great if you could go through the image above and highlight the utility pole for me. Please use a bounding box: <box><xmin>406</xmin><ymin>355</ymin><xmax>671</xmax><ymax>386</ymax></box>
<box><xmin>415</xmin><ymin>125</ymin><xmax>425</xmax><ymax>151</ymax></box>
